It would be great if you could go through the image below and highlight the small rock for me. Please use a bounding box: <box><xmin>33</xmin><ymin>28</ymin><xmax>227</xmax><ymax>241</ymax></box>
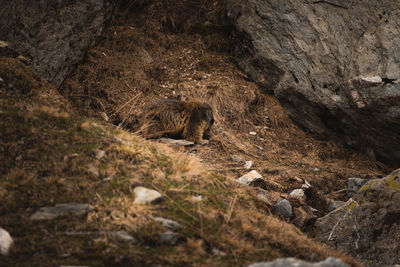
<box><xmin>154</xmin><ymin>217</ymin><xmax>183</xmax><ymax>231</ymax></box>
<box><xmin>249</xmin><ymin>131</ymin><xmax>257</xmax><ymax>136</ymax></box>
<box><xmin>159</xmin><ymin>230</ymin><xmax>179</xmax><ymax>245</ymax></box>
<box><xmin>158</xmin><ymin>138</ymin><xmax>194</xmax><ymax>147</ymax></box>
<box><xmin>188</xmin><ymin>195</ymin><xmax>206</xmax><ymax>202</ymax></box>
<box><xmin>347</xmin><ymin>177</ymin><xmax>368</xmax><ymax>197</ymax></box>
<box><xmin>255</xmin><ymin>145</ymin><xmax>263</xmax><ymax>150</ymax></box>
<box><xmin>231</xmin><ymin>154</ymin><xmax>244</xmax><ymax>162</ymax></box>
<box><xmin>236</xmin><ymin>170</ymin><xmax>263</xmax><ymax>185</ymax></box>
<box><xmin>30</xmin><ymin>203</ymin><xmax>89</xmax><ymax>221</ymax></box>
<box><xmin>289</xmin><ymin>189</ymin><xmax>306</xmax><ymax>199</ymax></box>
<box><xmin>302</xmin><ymin>180</ymin><xmax>311</xmax><ymax>189</ymax></box>
<box><xmin>274</xmin><ymin>199</ymin><xmax>293</xmax><ymax>218</ymax></box>
<box><xmin>0</xmin><ymin>227</ymin><xmax>13</xmax><ymax>256</ymax></box>
<box><xmin>248</xmin><ymin>257</ymin><xmax>349</xmax><ymax>267</ymax></box>
<box><xmin>212</xmin><ymin>248</ymin><xmax>227</xmax><ymax>256</ymax></box>
<box><xmin>133</xmin><ymin>186</ymin><xmax>163</xmax><ymax>204</ymax></box>
<box><xmin>244</xmin><ymin>160</ymin><xmax>253</xmax><ymax>169</ymax></box>
<box><xmin>256</xmin><ymin>188</ymin><xmax>273</xmax><ymax>206</ymax></box>
<box><xmin>87</xmin><ymin>164</ymin><xmax>100</xmax><ymax>177</ymax></box>
<box><xmin>328</xmin><ymin>199</ymin><xmax>346</xmax><ymax>212</ymax></box>
<box><xmin>94</xmin><ymin>149</ymin><xmax>105</xmax><ymax>159</ymax></box>
<box><xmin>65</xmin><ymin>231</ymin><xmax>136</xmax><ymax>243</ymax></box>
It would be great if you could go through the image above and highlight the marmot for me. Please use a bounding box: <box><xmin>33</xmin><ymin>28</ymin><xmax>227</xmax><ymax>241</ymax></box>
<box><xmin>138</xmin><ymin>99</ymin><xmax>214</xmax><ymax>144</ymax></box>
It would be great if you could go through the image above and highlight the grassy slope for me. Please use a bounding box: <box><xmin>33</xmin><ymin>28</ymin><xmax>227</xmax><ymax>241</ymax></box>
<box><xmin>0</xmin><ymin>57</ymin><xmax>361</xmax><ymax>266</ymax></box>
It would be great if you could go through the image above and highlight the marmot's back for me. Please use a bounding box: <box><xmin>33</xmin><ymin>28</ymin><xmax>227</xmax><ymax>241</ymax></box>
<box><xmin>139</xmin><ymin>99</ymin><xmax>214</xmax><ymax>144</ymax></box>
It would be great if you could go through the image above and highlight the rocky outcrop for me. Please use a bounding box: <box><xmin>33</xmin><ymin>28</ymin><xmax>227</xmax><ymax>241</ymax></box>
<box><xmin>312</xmin><ymin>169</ymin><xmax>400</xmax><ymax>266</ymax></box>
<box><xmin>0</xmin><ymin>0</ymin><xmax>113</xmax><ymax>88</ymax></box>
<box><xmin>248</xmin><ymin>257</ymin><xmax>349</xmax><ymax>267</ymax></box>
<box><xmin>227</xmin><ymin>0</ymin><xmax>400</xmax><ymax>165</ymax></box>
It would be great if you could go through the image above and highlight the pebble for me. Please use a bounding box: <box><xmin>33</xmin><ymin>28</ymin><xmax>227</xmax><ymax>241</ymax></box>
<box><xmin>249</xmin><ymin>131</ymin><xmax>257</xmax><ymax>136</ymax></box>
<box><xmin>274</xmin><ymin>199</ymin><xmax>293</xmax><ymax>218</ymax></box>
<box><xmin>236</xmin><ymin>170</ymin><xmax>263</xmax><ymax>185</ymax></box>
<box><xmin>65</xmin><ymin>231</ymin><xmax>137</xmax><ymax>243</ymax></box>
<box><xmin>0</xmin><ymin>227</ymin><xmax>13</xmax><ymax>256</ymax></box>
<box><xmin>289</xmin><ymin>189</ymin><xmax>305</xmax><ymax>199</ymax></box>
<box><xmin>30</xmin><ymin>203</ymin><xmax>89</xmax><ymax>221</ymax></box>
<box><xmin>158</xmin><ymin>138</ymin><xmax>194</xmax><ymax>147</ymax></box>
<box><xmin>244</xmin><ymin>160</ymin><xmax>253</xmax><ymax>169</ymax></box>
<box><xmin>154</xmin><ymin>217</ymin><xmax>183</xmax><ymax>231</ymax></box>
<box><xmin>159</xmin><ymin>230</ymin><xmax>179</xmax><ymax>245</ymax></box>
<box><xmin>133</xmin><ymin>187</ymin><xmax>163</xmax><ymax>204</ymax></box>
<box><xmin>231</xmin><ymin>154</ymin><xmax>244</xmax><ymax>162</ymax></box>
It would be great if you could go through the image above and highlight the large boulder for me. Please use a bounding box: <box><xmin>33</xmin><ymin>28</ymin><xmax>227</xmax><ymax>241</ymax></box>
<box><xmin>227</xmin><ymin>0</ymin><xmax>400</xmax><ymax>165</ymax></box>
<box><xmin>0</xmin><ymin>0</ymin><xmax>113</xmax><ymax>88</ymax></box>
<box><xmin>312</xmin><ymin>169</ymin><xmax>400</xmax><ymax>266</ymax></box>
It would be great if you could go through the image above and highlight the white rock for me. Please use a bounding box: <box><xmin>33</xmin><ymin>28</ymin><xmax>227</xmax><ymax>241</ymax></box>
<box><xmin>94</xmin><ymin>149</ymin><xmax>105</xmax><ymax>159</ymax></box>
<box><xmin>189</xmin><ymin>195</ymin><xmax>206</xmax><ymax>202</ymax></box>
<box><xmin>244</xmin><ymin>161</ymin><xmax>253</xmax><ymax>169</ymax></box>
<box><xmin>289</xmin><ymin>189</ymin><xmax>305</xmax><ymax>199</ymax></box>
<box><xmin>255</xmin><ymin>145</ymin><xmax>263</xmax><ymax>150</ymax></box>
<box><xmin>249</xmin><ymin>131</ymin><xmax>257</xmax><ymax>135</ymax></box>
<box><xmin>158</xmin><ymin>138</ymin><xmax>194</xmax><ymax>146</ymax></box>
<box><xmin>236</xmin><ymin>170</ymin><xmax>263</xmax><ymax>185</ymax></box>
<box><xmin>133</xmin><ymin>187</ymin><xmax>163</xmax><ymax>204</ymax></box>
<box><xmin>0</xmin><ymin>228</ymin><xmax>13</xmax><ymax>255</ymax></box>
<box><xmin>154</xmin><ymin>217</ymin><xmax>183</xmax><ymax>231</ymax></box>
<box><xmin>360</xmin><ymin>75</ymin><xmax>382</xmax><ymax>83</ymax></box>
<box><xmin>302</xmin><ymin>180</ymin><xmax>311</xmax><ymax>189</ymax></box>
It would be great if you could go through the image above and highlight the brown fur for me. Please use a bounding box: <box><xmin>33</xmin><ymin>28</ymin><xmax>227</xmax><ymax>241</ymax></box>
<box><xmin>138</xmin><ymin>99</ymin><xmax>214</xmax><ymax>144</ymax></box>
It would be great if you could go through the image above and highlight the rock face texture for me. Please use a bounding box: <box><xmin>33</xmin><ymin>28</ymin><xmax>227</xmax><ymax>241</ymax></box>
<box><xmin>0</xmin><ymin>0</ymin><xmax>113</xmax><ymax>88</ymax></box>
<box><xmin>228</xmin><ymin>0</ymin><xmax>400</xmax><ymax>165</ymax></box>
<box><xmin>313</xmin><ymin>169</ymin><xmax>400</xmax><ymax>266</ymax></box>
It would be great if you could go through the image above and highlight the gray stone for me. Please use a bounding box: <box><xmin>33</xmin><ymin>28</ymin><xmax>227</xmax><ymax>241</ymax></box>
<box><xmin>159</xmin><ymin>230</ymin><xmax>179</xmax><ymax>245</ymax></box>
<box><xmin>313</xmin><ymin>169</ymin><xmax>400</xmax><ymax>266</ymax></box>
<box><xmin>133</xmin><ymin>186</ymin><xmax>163</xmax><ymax>204</ymax></box>
<box><xmin>274</xmin><ymin>199</ymin><xmax>293</xmax><ymax>218</ymax></box>
<box><xmin>0</xmin><ymin>0</ymin><xmax>113</xmax><ymax>88</ymax></box>
<box><xmin>30</xmin><ymin>203</ymin><xmax>89</xmax><ymax>220</ymax></box>
<box><xmin>154</xmin><ymin>217</ymin><xmax>183</xmax><ymax>231</ymax></box>
<box><xmin>248</xmin><ymin>257</ymin><xmax>349</xmax><ymax>267</ymax></box>
<box><xmin>227</xmin><ymin>0</ymin><xmax>400</xmax><ymax>165</ymax></box>
<box><xmin>65</xmin><ymin>231</ymin><xmax>137</xmax><ymax>243</ymax></box>
<box><xmin>347</xmin><ymin>177</ymin><xmax>368</xmax><ymax>197</ymax></box>
<box><xmin>0</xmin><ymin>227</ymin><xmax>13</xmax><ymax>256</ymax></box>
<box><xmin>158</xmin><ymin>138</ymin><xmax>194</xmax><ymax>147</ymax></box>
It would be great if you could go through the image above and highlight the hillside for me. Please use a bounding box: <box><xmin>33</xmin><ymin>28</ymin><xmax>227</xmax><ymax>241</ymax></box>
<box><xmin>0</xmin><ymin>1</ymin><xmax>394</xmax><ymax>266</ymax></box>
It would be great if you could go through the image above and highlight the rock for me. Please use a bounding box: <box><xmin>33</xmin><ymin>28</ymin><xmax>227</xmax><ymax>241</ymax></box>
<box><xmin>0</xmin><ymin>0</ymin><xmax>113</xmax><ymax>88</ymax></box>
<box><xmin>94</xmin><ymin>149</ymin><xmax>106</xmax><ymax>159</ymax></box>
<box><xmin>313</xmin><ymin>169</ymin><xmax>400</xmax><ymax>266</ymax></box>
<box><xmin>347</xmin><ymin>177</ymin><xmax>368</xmax><ymax>197</ymax></box>
<box><xmin>65</xmin><ymin>231</ymin><xmax>137</xmax><ymax>243</ymax></box>
<box><xmin>327</xmin><ymin>199</ymin><xmax>346</xmax><ymax>212</ymax></box>
<box><xmin>0</xmin><ymin>227</ymin><xmax>13</xmax><ymax>256</ymax></box>
<box><xmin>274</xmin><ymin>199</ymin><xmax>293</xmax><ymax>218</ymax></box>
<box><xmin>231</xmin><ymin>154</ymin><xmax>244</xmax><ymax>162</ymax></box>
<box><xmin>244</xmin><ymin>160</ymin><xmax>253</xmax><ymax>169</ymax></box>
<box><xmin>255</xmin><ymin>145</ymin><xmax>263</xmax><ymax>150</ymax></box>
<box><xmin>188</xmin><ymin>195</ymin><xmax>206</xmax><ymax>202</ymax></box>
<box><xmin>249</xmin><ymin>131</ymin><xmax>257</xmax><ymax>136</ymax></box>
<box><xmin>255</xmin><ymin>188</ymin><xmax>273</xmax><ymax>207</ymax></box>
<box><xmin>289</xmin><ymin>189</ymin><xmax>305</xmax><ymax>199</ymax></box>
<box><xmin>158</xmin><ymin>138</ymin><xmax>194</xmax><ymax>146</ymax></box>
<box><xmin>227</xmin><ymin>0</ymin><xmax>400</xmax><ymax>165</ymax></box>
<box><xmin>302</xmin><ymin>180</ymin><xmax>311</xmax><ymax>189</ymax></box>
<box><xmin>133</xmin><ymin>186</ymin><xmax>163</xmax><ymax>204</ymax></box>
<box><xmin>87</xmin><ymin>164</ymin><xmax>100</xmax><ymax>177</ymax></box>
<box><xmin>236</xmin><ymin>170</ymin><xmax>267</xmax><ymax>189</ymax></box>
<box><xmin>159</xmin><ymin>230</ymin><xmax>179</xmax><ymax>245</ymax></box>
<box><xmin>30</xmin><ymin>203</ymin><xmax>89</xmax><ymax>221</ymax></box>
<box><xmin>154</xmin><ymin>217</ymin><xmax>183</xmax><ymax>231</ymax></box>
<box><xmin>248</xmin><ymin>257</ymin><xmax>349</xmax><ymax>267</ymax></box>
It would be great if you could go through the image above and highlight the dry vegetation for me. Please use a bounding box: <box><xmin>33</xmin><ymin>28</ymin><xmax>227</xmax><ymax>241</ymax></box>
<box><xmin>0</xmin><ymin>0</ymin><xmax>391</xmax><ymax>266</ymax></box>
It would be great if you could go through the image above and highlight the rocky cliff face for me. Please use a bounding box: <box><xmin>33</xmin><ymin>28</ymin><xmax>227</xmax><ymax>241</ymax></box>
<box><xmin>228</xmin><ymin>0</ymin><xmax>400</xmax><ymax>165</ymax></box>
<box><xmin>0</xmin><ymin>0</ymin><xmax>113</xmax><ymax>88</ymax></box>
